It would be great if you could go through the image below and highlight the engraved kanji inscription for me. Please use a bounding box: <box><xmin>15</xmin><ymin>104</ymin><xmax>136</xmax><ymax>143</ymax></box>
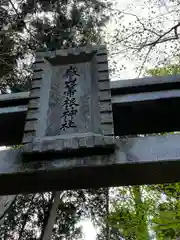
<box><xmin>60</xmin><ymin>66</ymin><xmax>79</xmax><ymax>131</ymax></box>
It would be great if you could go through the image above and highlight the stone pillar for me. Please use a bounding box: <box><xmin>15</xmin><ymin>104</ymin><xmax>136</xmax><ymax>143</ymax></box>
<box><xmin>23</xmin><ymin>45</ymin><xmax>115</xmax><ymax>156</ymax></box>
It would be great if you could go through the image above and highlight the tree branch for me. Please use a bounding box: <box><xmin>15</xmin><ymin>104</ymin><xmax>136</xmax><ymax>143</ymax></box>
<box><xmin>8</xmin><ymin>0</ymin><xmax>38</xmax><ymax>42</ymax></box>
<box><xmin>141</xmin><ymin>22</ymin><xmax>180</xmax><ymax>48</ymax></box>
<box><xmin>138</xmin><ymin>45</ymin><xmax>154</xmax><ymax>77</ymax></box>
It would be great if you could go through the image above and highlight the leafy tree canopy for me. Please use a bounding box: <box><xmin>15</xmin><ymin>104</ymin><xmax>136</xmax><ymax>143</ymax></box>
<box><xmin>0</xmin><ymin>0</ymin><xmax>111</xmax><ymax>92</ymax></box>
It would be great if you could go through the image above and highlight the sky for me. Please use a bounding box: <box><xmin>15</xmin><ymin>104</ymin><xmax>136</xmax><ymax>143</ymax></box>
<box><xmin>80</xmin><ymin>220</ymin><xmax>97</xmax><ymax>240</ymax></box>
<box><xmin>105</xmin><ymin>0</ymin><xmax>179</xmax><ymax>80</ymax></box>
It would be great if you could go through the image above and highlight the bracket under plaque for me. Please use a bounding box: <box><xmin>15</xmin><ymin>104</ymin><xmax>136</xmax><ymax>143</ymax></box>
<box><xmin>22</xmin><ymin>45</ymin><xmax>115</xmax><ymax>156</ymax></box>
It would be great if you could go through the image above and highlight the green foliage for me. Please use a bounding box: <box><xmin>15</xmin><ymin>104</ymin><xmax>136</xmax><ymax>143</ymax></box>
<box><xmin>119</xmin><ymin>64</ymin><xmax>180</xmax><ymax>240</ymax></box>
<box><xmin>106</xmin><ymin>186</ymin><xmax>159</xmax><ymax>240</ymax></box>
<box><xmin>152</xmin><ymin>196</ymin><xmax>180</xmax><ymax>239</ymax></box>
<box><xmin>107</xmin><ymin>183</ymin><xmax>180</xmax><ymax>240</ymax></box>
<box><xmin>0</xmin><ymin>0</ymin><xmax>111</xmax><ymax>93</ymax></box>
<box><xmin>146</xmin><ymin>64</ymin><xmax>180</xmax><ymax>77</ymax></box>
<box><xmin>0</xmin><ymin>189</ymin><xmax>109</xmax><ymax>239</ymax></box>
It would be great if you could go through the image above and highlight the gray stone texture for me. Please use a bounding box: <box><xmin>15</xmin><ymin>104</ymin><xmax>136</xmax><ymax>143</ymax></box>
<box><xmin>29</xmin><ymin>134</ymin><xmax>114</xmax><ymax>152</ymax></box>
<box><xmin>23</xmin><ymin>45</ymin><xmax>115</xmax><ymax>154</ymax></box>
<box><xmin>0</xmin><ymin>134</ymin><xmax>180</xmax><ymax>194</ymax></box>
<box><xmin>46</xmin><ymin>61</ymin><xmax>100</xmax><ymax>136</ymax></box>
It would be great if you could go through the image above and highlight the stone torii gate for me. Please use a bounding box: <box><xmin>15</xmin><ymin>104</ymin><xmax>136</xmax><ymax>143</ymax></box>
<box><xmin>0</xmin><ymin>45</ymin><xmax>179</xmax><ymax>196</ymax></box>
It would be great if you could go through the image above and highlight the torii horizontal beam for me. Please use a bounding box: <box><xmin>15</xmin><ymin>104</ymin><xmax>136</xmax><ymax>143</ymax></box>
<box><xmin>0</xmin><ymin>75</ymin><xmax>180</xmax><ymax>145</ymax></box>
<box><xmin>0</xmin><ymin>74</ymin><xmax>179</xmax><ymax>194</ymax></box>
<box><xmin>0</xmin><ymin>133</ymin><xmax>180</xmax><ymax>195</ymax></box>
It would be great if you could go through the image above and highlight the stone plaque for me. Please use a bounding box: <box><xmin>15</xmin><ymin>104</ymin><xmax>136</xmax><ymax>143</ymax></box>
<box><xmin>23</xmin><ymin>45</ymin><xmax>115</xmax><ymax>156</ymax></box>
<box><xmin>46</xmin><ymin>63</ymin><xmax>99</xmax><ymax>136</ymax></box>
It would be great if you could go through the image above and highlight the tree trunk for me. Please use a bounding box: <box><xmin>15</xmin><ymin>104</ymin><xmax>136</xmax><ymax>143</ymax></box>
<box><xmin>105</xmin><ymin>188</ymin><xmax>110</xmax><ymax>240</ymax></box>
<box><xmin>132</xmin><ymin>186</ymin><xmax>149</xmax><ymax>240</ymax></box>
<box><xmin>18</xmin><ymin>195</ymin><xmax>35</xmax><ymax>240</ymax></box>
<box><xmin>42</xmin><ymin>191</ymin><xmax>61</xmax><ymax>240</ymax></box>
<box><xmin>39</xmin><ymin>193</ymin><xmax>55</xmax><ymax>240</ymax></box>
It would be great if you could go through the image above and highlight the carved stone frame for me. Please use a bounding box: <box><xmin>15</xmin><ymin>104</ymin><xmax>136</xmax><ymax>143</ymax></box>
<box><xmin>23</xmin><ymin>45</ymin><xmax>115</xmax><ymax>156</ymax></box>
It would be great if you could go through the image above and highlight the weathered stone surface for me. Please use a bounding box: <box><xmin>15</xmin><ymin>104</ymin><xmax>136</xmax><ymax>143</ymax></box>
<box><xmin>99</xmin><ymin>81</ymin><xmax>110</xmax><ymax>90</ymax></box>
<box><xmin>32</xmin><ymin>62</ymin><xmax>45</xmax><ymax>71</ymax></box>
<box><xmin>46</xmin><ymin>62</ymin><xmax>96</xmax><ymax>136</ymax></box>
<box><xmin>63</xmin><ymin>138</ymin><xmax>75</xmax><ymax>150</ymax></box>
<box><xmin>35</xmin><ymin>45</ymin><xmax>106</xmax><ymax>58</ymax></box>
<box><xmin>110</xmin><ymin>74</ymin><xmax>180</xmax><ymax>89</ymax></box>
<box><xmin>99</xmin><ymin>101</ymin><xmax>112</xmax><ymax>112</ymax></box>
<box><xmin>54</xmin><ymin>139</ymin><xmax>64</xmax><ymax>151</ymax></box>
<box><xmin>99</xmin><ymin>90</ymin><xmax>111</xmax><ymax>101</ymax></box>
<box><xmin>35</xmin><ymin>56</ymin><xmax>44</xmax><ymax>62</ymax></box>
<box><xmin>101</xmin><ymin>112</ymin><xmax>113</xmax><ymax>123</ymax></box>
<box><xmin>0</xmin><ymin>92</ymin><xmax>29</xmax><ymax>102</ymax></box>
<box><xmin>26</xmin><ymin>110</ymin><xmax>39</xmax><ymax>120</ymax></box>
<box><xmin>30</xmin><ymin>134</ymin><xmax>115</xmax><ymax>153</ymax></box>
<box><xmin>95</xmin><ymin>46</ymin><xmax>107</xmax><ymax>55</ymax></box>
<box><xmin>104</xmin><ymin>136</ymin><xmax>115</xmax><ymax>145</ymax></box>
<box><xmin>96</xmin><ymin>54</ymin><xmax>108</xmax><ymax>63</ymax></box>
<box><xmin>31</xmin><ymin>80</ymin><xmax>41</xmax><ymax>89</ymax></box>
<box><xmin>93</xmin><ymin>136</ymin><xmax>105</xmax><ymax>147</ymax></box>
<box><xmin>24</xmin><ymin>120</ymin><xmax>37</xmax><ymax>132</ymax></box>
<box><xmin>97</xmin><ymin>63</ymin><xmax>108</xmax><ymax>72</ymax></box>
<box><xmin>2</xmin><ymin>73</ymin><xmax>180</xmax><ymax>148</ymax></box>
<box><xmin>0</xmin><ymin>134</ymin><xmax>180</xmax><ymax>194</ymax></box>
<box><xmin>22</xmin><ymin>132</ymin><xmax>35</xmax><ymax>144</ymax></box>
<box><xmin>23</xmin><ymin>143</ymin><xmax>33</xmax><ymax>153</ymax></box>
<box><xmin>84</xmin><ymin>136</ymin><xmax>94</xmax><ymax>148</ymax></box>
<box><xmin>70</xmin><ymin>139</ymin><xmax>79</xmax><ymax>150</ymax></box>
<box><xmin>55</xmin><ymin>49</ymin><xmax>68</xmax><ymax>56</ymax></box>
<box><xmin>32</xmin><ymin>141</ymin><xmax>41</xmax><ymax>152</ymax></box>
<box><xmin>28</xmin><ymin>99</ymin><xmax>40</xmax><ymax>109</ymax></box>
<box><xmin>112</xmin><ymin>89</ymin><xmax>180</xmax><ymax>104</ymax></box>
<box><xmin>98</xmin><ymin>72</ymin><xmax>109</xmax><ymax>81</ymax></box>
<box><xmin>101</xmin><ymin>123</ymin><xmax>114</xmax><ymax>136</ymax></box>
<box><xmin>33</xmin><ymin>71</ymin><xmax>43</xmax><ymax>79</ymax></box>
<box><xmin>23</xmin><ymin>45</ymin><xmax>114</xmax><ymax>155</ymax></box>
<box><xmin>29</xmin><ymin>89</ymin><xmax>40</xmax><ymax>99</ymax></box>
<box><xmin>0</xmin><ymin>106</ymin><xmax>26</xmax><ymax>114</ymax></box>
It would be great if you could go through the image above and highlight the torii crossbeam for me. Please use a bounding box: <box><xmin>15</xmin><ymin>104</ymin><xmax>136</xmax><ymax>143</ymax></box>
<box><xmin>0</xmin><ymin>45</ymin><xmax>179</xmax><ymax>195</ymax></box>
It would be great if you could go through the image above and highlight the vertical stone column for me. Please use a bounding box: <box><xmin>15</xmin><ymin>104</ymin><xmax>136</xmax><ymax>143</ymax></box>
<box><xmin>23</xmin><ymin>45</ymin><xmax>115</xmax><ymax>156</ymax></box>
